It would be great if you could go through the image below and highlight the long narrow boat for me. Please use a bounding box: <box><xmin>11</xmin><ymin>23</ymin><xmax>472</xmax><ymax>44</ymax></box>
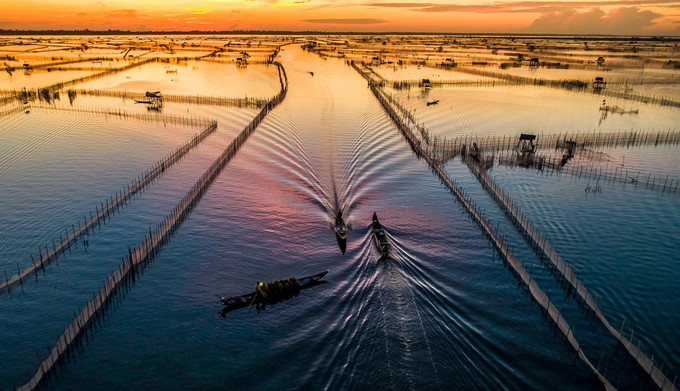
<box><xmin>218</xmin><ymin>270</ymin><xmax>328</xmax><ymax>315</ymax></box>
<box><xmin>371</xmin><ymin>213</ymin><xmax>390</xmax><ymax>257</ymax></box>
<box><xmin>334</xmin><ymin>213</ymin><xmax>348</xmax><ymax>254</ymax></box>
<box><xmin>335</xmin><ymin>216</ymin><xmax>347</xmax><ymax>241</ymax></box>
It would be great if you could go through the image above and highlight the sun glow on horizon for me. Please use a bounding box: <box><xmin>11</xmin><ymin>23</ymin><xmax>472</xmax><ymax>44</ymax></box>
<box><xmin>1</xmin><ymin>0</ymin><xmax>679</xmax><ymax>35</ymax></box>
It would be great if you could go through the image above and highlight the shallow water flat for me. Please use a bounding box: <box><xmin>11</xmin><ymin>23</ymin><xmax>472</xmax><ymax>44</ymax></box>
<box><xmin>0</xmin><ymin>108</ymin><xmax>240</xmax><ymax>272</ymax></box>
<box><xmin>390</xmin><ymin>85</ymin><xmax>678</xmax><ymax>137</ymax></box>
<box><xmin>75</xmin><ymin>61</ymin><xmax>281</xmax><ymax>99</ymax></box>
<box><xmin>0</xmin><ymin>70</ymin><xmax>96</xmax><ymax>90</ymax></box>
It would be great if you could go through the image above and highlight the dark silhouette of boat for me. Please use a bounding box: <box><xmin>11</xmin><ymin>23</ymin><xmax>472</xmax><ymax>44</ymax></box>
<box><xmin>218</xmin><ymin>270</ymin><xmax>328</xmax><ymax>315</ymax></box>
<box><xmin>334</xmin><ymin>210</ymin><xmax>348</xmax><ymax>253</ymax></box>
<box><xmin>427</xmin><ymin>99</ymin><xmax>439</xmax><ymax>106</ymax></box>
<box><xmin>593</xmin><ymin>77</ymin><xmax>607</xmax><ymax>90</ymax></box>
<box><xmin>371</xmin><ymin>212</ymin><xmax>390</xmax><ymax>257</ymax></box>
<box><xmin>135</xmin><ymin>91</ymin><xmax>164</xmax><ymax>111</ymax></box>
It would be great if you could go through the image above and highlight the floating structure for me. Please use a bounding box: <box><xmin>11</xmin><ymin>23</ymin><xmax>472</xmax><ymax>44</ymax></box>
<box><xmin>515</xmin><ymin>133</ymin><xmax>537</xmax><ymax>167</ymax></box>
<box><xmin>593</xmin><ymin>76</ymin><xmax>607</xmax><ymax>90</ymax></box>
<box><xmin>134</xmin><ymin>91</ymin><xmax>164</xmax><ymax>110</ymax></box>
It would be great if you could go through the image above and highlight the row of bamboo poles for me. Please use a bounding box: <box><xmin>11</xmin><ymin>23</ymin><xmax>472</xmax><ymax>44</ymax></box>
<box><xmin>1</xmin><ymin>118</ymin><xmax>217</xmax><ymax>294</ymax></box>
<box><xmin>352</xmin><ymin>60</ymin><xmax>617</xmax><ymax>390</ymax></box>
<box><xmin>30</xmin><ymin>105</ymin><xmax>216</xmax><ymax>127</ymax></box>
<box><xmin>390</xmin><ymin>79</ymin><xmax>513</xmax><ymax>90</ymax></box>
<box><xmin>495</xmin><ymin>152</ymin><xmax>680</xmax><ymax>194</ymax></box>
<box><xmin>465</xmin><ymin>159</ymin><xmax>677</xmax><ymax>391</ymax></box>
<box><xmin>450</xmin><ymin>66</ymin><xmax>680</xmax><ymax>108</ymax></box>
<box><xmin>16</xmin><ymin>61</ymin><xmax>288</xmax><ymax>391</ymax></box>
<box><xmin>6</xmin><ymin>57</ymin><xmax>111</xmax><ymax>71</ymax></box>
<box><xmin>72</xmin><ymin>89</ymin><xmax>268</xmax><ymax>109</ymax></box>
<box><xmin>1</xmin><ymin>58</ymin><xmax>155</xmax><ymax>106</ymax></box>
<box><xmin>0</xmin><ymin>103</ymin><xmax>25</xmax><ymax>119</ymax></box>
<box><xmin>40</xmin><ymin>58</ymin><xmax>157</xmax><ymax>92</ymax></box>
<box><xmin>426</xmin><ymin>128</ymin><xmax>680</xmax><ymax>163</ymax></box>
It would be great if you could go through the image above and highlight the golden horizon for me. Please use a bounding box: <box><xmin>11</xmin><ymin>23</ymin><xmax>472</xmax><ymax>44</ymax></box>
<box><xmin>1</xmin><ymin>1</ymin><xmax>679</xmax><ymax>35</ymax></box>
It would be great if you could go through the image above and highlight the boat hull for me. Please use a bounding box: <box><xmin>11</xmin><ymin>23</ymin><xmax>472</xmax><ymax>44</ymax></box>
<box><xmin>372</xmin><ymin>232</ymin><xmax>390</xmax><ymax>256</ymax></box>
<box><xmin>219</xmin><ymin>270</ymin><xmax>329</xmax><ymax>314</ymax></box>
<box><xmin>371</xmin><ymin>216</ymin><xmax>390</xmax><ymax>257</ymax></box>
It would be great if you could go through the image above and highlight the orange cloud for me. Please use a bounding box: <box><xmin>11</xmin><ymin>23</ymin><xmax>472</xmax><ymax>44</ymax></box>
<box><xmin>525</xmin><ymin>6</ymin><xmax>664</xmax><ymax>33</ymax></box>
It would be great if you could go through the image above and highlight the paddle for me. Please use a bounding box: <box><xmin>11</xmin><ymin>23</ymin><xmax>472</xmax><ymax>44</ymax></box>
<box><xmin>247</xmin><ymin>284</ymin><xmax>261</xmax><ymax>313</ymax></box>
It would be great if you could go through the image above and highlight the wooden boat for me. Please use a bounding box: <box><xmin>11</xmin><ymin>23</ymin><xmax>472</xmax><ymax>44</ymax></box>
<box><xmin>218</xmin><ymin>270</ymin><xmax>328</xmax><ymax>315</ymax></box>
<box><xmin>427</xmin><ymin>99</ymin><xmax>439</xmax><ymax>106</ymax></box>
<box><xmin>134</xmin><ymin>99</ymin><xmax>154</xmax><ymax>104</ymax></box>
<box><xmin>335</xmin><ymin>214</ymin><xmax>347</xmax><ymax>241</ymax></box>
<box><xmin>593</xmin><ymin>77</ymin><xmax>607</xmax><ymax>90</ymax></box>
<box><xmin>371</xmin><ymin>214</ymin><xmax>390</xmax><ymax>256</ymax></box>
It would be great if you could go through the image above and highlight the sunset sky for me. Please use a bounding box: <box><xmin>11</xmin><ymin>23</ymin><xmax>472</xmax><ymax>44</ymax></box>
<box><xmin>1</xmin><ymin>0</ymin><xmax>679</xmax><ymax>34</ymax></box>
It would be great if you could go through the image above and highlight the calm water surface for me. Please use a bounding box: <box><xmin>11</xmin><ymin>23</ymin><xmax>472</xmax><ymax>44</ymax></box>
<box><xmin>0</xmin><ymin>45</ymin><xmax>677</xmax><ymax>390</ymax></box>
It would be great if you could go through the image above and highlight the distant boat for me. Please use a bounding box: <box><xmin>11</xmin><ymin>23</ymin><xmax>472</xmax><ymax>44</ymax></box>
<box><xmin>427</xmin><ymin>99</ymin><xmax>439</xmax><ymax>106</ymax></box>
<box><xmin>134</xmin><ymin>99</ymin><xmax>154</xmax><ymax>104</ymax></box>
<box><xmin>593</xmin><ymin>77</ymin><xmax>607</xmax><ymax>90</ymax></box>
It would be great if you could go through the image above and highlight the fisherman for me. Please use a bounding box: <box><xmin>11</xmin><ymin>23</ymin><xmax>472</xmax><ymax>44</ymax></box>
<box><xmin>372</xmin><ymin>211</ymin><xmax>377</xmax><ymax>221</ymax></box>
<box><xmin>336</xmin><ymin>210</ymin><xmax>343</xmax><ymax>223</ymax></box>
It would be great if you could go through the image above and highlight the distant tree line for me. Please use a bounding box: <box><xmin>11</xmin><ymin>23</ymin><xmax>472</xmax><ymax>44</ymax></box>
<box><xmin>0</xmin><ymin>29</ymin><xmax>677</xmax><ymax>41</ymax></box>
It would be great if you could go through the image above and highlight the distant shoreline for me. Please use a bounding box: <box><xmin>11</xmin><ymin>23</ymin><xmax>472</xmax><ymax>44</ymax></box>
<box><xmin>0</xmin><ymin>30</ymin><xmax>678</xmax><ymax>40</ymax></box>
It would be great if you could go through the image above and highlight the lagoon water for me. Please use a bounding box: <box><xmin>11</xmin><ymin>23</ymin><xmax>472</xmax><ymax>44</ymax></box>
<box><xmin>0</xmin><ymin>43</ymin><xmax>678</xmax><ymax>390</ymax></box>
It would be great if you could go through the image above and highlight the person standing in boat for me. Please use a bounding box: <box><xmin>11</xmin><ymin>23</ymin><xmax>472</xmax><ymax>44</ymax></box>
<box><xmin>336</xmin><ymin>210</ymin><xmax>343</xmax><ymax>224</ymax></box>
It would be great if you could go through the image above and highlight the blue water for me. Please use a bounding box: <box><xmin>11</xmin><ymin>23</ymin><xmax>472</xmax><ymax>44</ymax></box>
<box><xmin>1</xmin><ymin>45</ymin><xmax>677</xmax><ymax>390</ymax></box>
